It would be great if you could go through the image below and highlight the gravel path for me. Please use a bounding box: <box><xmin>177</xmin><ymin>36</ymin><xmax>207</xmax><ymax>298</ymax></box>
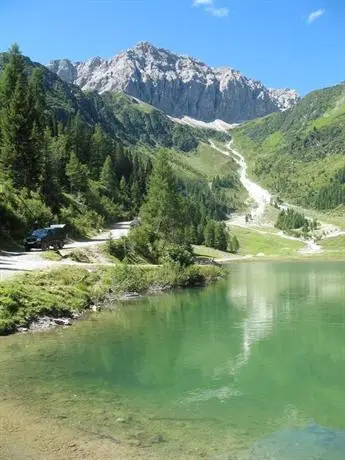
<box><xmin>0</xmin><ymin>222</ymin><xmax>131</xmax><ymax>282</ymax></box>
<box><xmin>209</xmin><ymin>139</ymin><xmax>344</xmax><ymax>255</ymax></box>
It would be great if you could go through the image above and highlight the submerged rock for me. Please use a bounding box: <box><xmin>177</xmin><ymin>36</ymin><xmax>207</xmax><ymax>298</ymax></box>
<box><xmin>120</xmin><ymin>292</ymin><xmax>141</xmax><ymax>301</ymax></box>
<box><xmin>54</xmin><ymin>318</ymin><xmax>72</xmax><ymax>326</ymax></box>
<box><xmin>29</xmin><ymin>316</ymin><xmax>73</xmax><ymax>331</ymax></box>
<box><xmin>29</xmin><ymin>316</ymin><xmax>57</xmax><ymax>331</ymax></box>
<box><xmin>116</xmin><ymin>417</ymin><xmax>127</xmax><ymax>424</ymax></box>
<box><xmin>245</xmin><ymin>424</ymin><xmax>345</xmax><ymax>460</ymax></box>
<box><xmin>151</xmin><ymin>434</ymin><xmax>166</xmax><ymax>444</ymax></box>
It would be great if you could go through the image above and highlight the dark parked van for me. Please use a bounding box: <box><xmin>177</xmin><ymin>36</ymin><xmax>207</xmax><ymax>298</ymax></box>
<box><xmin>24</xmin><ymin>224</ymin><xmax>67</xmax><ymax>251</ymax></box>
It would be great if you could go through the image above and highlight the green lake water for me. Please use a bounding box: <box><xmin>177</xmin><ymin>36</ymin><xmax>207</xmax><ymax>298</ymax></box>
<box><xmin>2</xmin><ymin>261</ymin><xmax>345</xmax><ymax>458</ymax></box>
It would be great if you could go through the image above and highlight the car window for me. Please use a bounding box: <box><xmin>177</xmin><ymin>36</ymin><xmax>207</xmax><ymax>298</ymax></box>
<box><xmin>31</xmin><ymin>229</ymin><xmax>48</xmax><ymax>238</ymax></box>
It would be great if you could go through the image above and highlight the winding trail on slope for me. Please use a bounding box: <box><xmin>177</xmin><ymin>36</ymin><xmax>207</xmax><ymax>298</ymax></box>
<box><xmin>210</xmin><ymin>140</ymin><xmax>271</xmax><ymax>224</ymax></box>
<box><xmin>209</xmin><ymin>139</ymin><xmax>325</xmax><ymax>254</ymax></box>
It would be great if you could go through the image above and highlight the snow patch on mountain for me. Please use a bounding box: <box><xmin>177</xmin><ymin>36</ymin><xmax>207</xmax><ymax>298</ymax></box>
<box><xmin>169</xmin><ymin>116</ymin><xmax>237</xmax><ymax>132</ymax></box>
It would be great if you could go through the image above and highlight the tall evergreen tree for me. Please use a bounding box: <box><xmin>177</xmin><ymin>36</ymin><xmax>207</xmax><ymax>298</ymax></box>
<box><xmin>90</xmin><ymin>125</ymin><xmax>111</xmax><ymax>179</ymax></box>
<box><xmin>214</xmin><ymin>222</ymin><xmax>227</xmax><ymax>251</ymax></box>
<box><xmin>204</xmin><ymin>220</ymin><xmax>215</xmax><ymax>248</ymax></box>
<box><xmin>130</xmin><ymin>180</ymin><xmax>141</xmax><ymax>214</ymax></box>
<box><xmin>0</xmin><ymin>44</ymin><xmax>33</xmax><ymax>188</ymax></box>
<box><xmin>139</xmin><ymin>150</ymin><xmax>184</xmax><ymax>243</ymax></box>
<box><xmin>229</xmin><ymin>235</ymin><xmax>240</xmax><ymax>253</ymax></box>
<box><xmin>119</xmin><ymin>176</ymin><xmax>129</xmax><ymax>209</ymax></box>
<box><xmin>66</xmin><ymin>151</ymin><xmax>88</xmax><ymax>193</ymax></box>
<box><xmin>40</xmin><ymin>129</ymin><xmax>61</xmax><ymax>210</ymax></box>
<box><xmin>100</xmin><ymin>155</ymin><xmax>118</xmax><ymax>198</ymax></box>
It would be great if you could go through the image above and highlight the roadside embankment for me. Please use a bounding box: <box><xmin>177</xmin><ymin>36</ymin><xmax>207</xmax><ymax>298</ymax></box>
<box><xmin>0</xmin><ymin>263</ymin><xmax>224</xmax><ymax>336</ymax></box>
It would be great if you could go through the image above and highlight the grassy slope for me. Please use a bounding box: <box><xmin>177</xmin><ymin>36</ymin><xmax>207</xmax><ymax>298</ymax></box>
<box><xmin>320</xmin><ymin>234</ymin><xmax>345</xmax><ymax>257</ymax></box>
<box><xmin>193</xmin><ymin>245</ymin><xmax>233</xmax><ymax>259</ymax></box>
<box><xmin>179</xmin><ymin>142</ymin><xmax>235</xmax><ymax>178</ymax></box>
<box><xmin>134</xmin><ymin>141</ymin><xmax>245</xmax><ymax>211</ymax></box>
<box><xmin>232</xmin><ymin>82</ymin><xmax>345</xmax><ymax>208</ymax></box>
<box><xmin>194</xmin><ymin>226</ymin><xmax>305</xmax><ymax>259</ymax></box>
<box><xmin>0</xmin><ymin>264</ymin><xmax>223</xmax><ymax>335</ymax></box>
<box><xmin>232</xmin><ymin>227</ymin><xmax>304</xmax><ymax>257</ymax></box>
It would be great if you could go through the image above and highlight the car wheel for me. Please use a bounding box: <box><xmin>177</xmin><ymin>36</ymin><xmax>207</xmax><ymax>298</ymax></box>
<box><xmin>25</xmin><ymin>245</ymin><xmax>31</xmax><ymax>252</ymax></box>
<box><xmin>41</xmin><ymin>242</ymin><xmax>48</xmax><ymax>251</ymax></box>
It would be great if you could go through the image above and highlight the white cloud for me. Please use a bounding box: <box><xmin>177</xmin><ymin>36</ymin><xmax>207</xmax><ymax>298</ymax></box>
<box><xmin>193</xmin><ymin>0</ymin><xmax>213</xmax><ymax>5</ymax></box>
<box><xmin>307</xmin><ymin>8</ymin><xmax>325</xmax><ymax>24</ymax></box>
<box><xmin>206</xmin><ymin>6</ymin><xmax>228</xmax><ymax>17</ymax></box>
<box><xmin>193</xmin><ymin>0</ymin><xmax>228</xmax><ymax>18</ymax></box>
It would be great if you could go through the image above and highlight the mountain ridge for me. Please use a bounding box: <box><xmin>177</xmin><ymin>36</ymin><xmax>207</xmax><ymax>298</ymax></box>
<box><xmin>47</xmin><ymin>42</ymin><xmax>299</xmax><ymax>123</ymax></box>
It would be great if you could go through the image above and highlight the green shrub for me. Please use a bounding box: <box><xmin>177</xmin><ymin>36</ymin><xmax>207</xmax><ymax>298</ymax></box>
<box><xmin>107</xmin><ymin>236</ymin><xmax>130</xmax><ymax>261</ymax></box>
<box><xmin>68</xmin><ymin>248</ymin><xmax>93</xmax><ymax>263</ymax></box>
<box><xmin>59</xmin><ymin>206</ymin><xmax>104</xmax><ymax>238</ymax></box>
<box><xmin>111</xmin><ymin>264</ymin><xmax>150</xmax><ymax>293</ymax></box>
<box><xmin>158</xmin><ymin>242</ymin><xmax>195</xmax><ymax>267</ymax></box>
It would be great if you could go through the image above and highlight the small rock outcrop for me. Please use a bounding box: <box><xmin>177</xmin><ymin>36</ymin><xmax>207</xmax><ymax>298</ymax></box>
<box><xmin>47</xmin><ymin>42</ymin><xmax>299</xmax><ymax>123</ymax></box>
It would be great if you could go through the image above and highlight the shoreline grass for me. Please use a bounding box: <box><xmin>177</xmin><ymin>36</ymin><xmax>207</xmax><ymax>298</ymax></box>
<box><xmin>0</xmin><ymin>263</ymin><xmax>224</xmax><ymax>336</ymax></box>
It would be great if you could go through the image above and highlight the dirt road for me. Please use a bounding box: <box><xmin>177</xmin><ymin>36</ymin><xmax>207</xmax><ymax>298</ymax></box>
<box><xmin>0</xmin><ymin>222</ymin><xmax>131</xmax><ymax>282</ymax></box>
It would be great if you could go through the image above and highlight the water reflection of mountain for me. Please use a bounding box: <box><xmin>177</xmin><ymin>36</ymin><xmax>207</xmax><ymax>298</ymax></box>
<box><xmin>227</xmin><ymin>262</ymin><xmax>345</xmax><ymax>431</ymax></box>
<box><xmin>227</xmin><ymin>262</ymin><xmax>345</xmax><ymax>370</ymax></box>
<box><xmin>3</xmin><ymin>261</ymin><xmax>345</xmax><ymax>454</ymax></box>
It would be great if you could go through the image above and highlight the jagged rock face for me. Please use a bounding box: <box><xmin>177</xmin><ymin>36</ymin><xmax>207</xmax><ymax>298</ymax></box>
<box><xmin>268</xmin><ymin>88</ymin><xmax>300</xmax><ymax>111</ymax></box>
<box><xmin>47</xmin><ymin>58</ymin><xmax>78</xmax><ymax>84</ymax></box>
<box><xmin>47</xmin><ymin>42</ymin><xmax>299</xmax><ymax>123</ymax></box>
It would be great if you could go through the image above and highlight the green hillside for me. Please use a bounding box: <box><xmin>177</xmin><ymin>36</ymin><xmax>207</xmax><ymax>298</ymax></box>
<box><xmin>0</xmin><ymin>46</ymin><xmax>241</xmax><ymax>247</ymax></box>
<box><xmin>232</xmin><ymin>82</ymin><xmax>345</xmax><ymax>210</ymax></box>
<box><xmin>0</xmin><ymin>52</ymin><xmax>226</xmax><ymax>152</ymax></box>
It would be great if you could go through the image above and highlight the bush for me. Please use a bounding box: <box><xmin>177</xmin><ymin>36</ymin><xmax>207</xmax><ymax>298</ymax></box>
<box><xmin>107</xmin><ymin>236</ymin><xmax>130</xmax><ymax>261</ymax></box>
<box><xmin>0</xmin><ymin>185</ymin><xmax>54</xmax><ymax>239</ymax></box>
<box><xmin>227</xmin><ymin>234</ymin><xmax>240</xmax><ymax>253</ymax></box>
<box><xmin>111</xmin><ymin>264</ymin><xmax>150</xmax><ymax>293</ymax></box>
<box><xmin>68</xmin><ymin>248</ymin><xmax>93</xmax><ymax>263</ymax></box>
<box><xmin>158</xmin><ymin>242</ymin><xmax>195</xmax><ymax>267</ymax></box>
<box><xmin>0</xmin><ymin>267</ymin><xmax>106</xmax><ymax>335</ymax></box>
<box><xmin>59</xmin><ymin>206</ymin><xmax>104</xmax><ymax>238</ymax></box>
<box><xmin>275</xmin><ymin>208</ymin><xmax>313</xmax><ymax>233</ymax></box>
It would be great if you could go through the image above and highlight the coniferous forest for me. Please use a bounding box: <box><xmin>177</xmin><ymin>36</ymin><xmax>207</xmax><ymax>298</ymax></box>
<box><xmin>0</xmin><ymin>45</ymin><xmax>238</xmax><ymax>256</ymax></box>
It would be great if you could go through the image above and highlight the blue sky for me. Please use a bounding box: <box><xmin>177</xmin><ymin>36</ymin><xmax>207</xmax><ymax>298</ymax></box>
<box><xmin>0</xmin><ymin>0</ymin><xmax>344</xmax><ymax>95</ymax></box>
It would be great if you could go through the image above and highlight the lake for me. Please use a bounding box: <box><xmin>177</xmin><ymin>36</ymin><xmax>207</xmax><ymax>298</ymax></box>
<box><xmin>1</xmin><ymin>261</ymin><xmax>345</xmax><ymax>459</ymax></box>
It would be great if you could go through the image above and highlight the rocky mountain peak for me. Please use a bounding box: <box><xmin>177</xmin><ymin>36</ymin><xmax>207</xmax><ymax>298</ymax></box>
<box><xmin>47</xmin><ymin>42</ymin><xmax>299</xmax><ymax>122</ymax></box>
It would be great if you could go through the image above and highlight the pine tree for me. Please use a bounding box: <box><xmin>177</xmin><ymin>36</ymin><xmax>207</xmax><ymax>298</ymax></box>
<box><xmin>66</xmin><ymin>151</ymin><xmax>88</xmax><ymax>193</ymax></box>
<box><xmin>28</xmin><ymin>68</ymin><xmax>46</xmax><ymax>132</ymax></box>
<box><xmin>214</xmin><ymin>222</ymin><xmax>227</xmax><ymax>250</ymax></box>
<box><xmin>130</xmin><ymin>180</ymin><xmax>141</xmax><ymax>213</ymax></box>
<box><xmin>0</xmin><ymin>44</ymin><xmax>32</xmax><ymax>188</ymax></box>
<box><xmin>139</xmin><ymin>150</ymin><xmax>184</xmax><ymax>243</ymax></box>
<box><xmin>185</xmin><ymin>224</ymin><xmax>198</xmax><ymax>245</ymax></box>
<box><xmin>204</xmin><ymin>220</ymin><xmax>216</xmax><ymax>248</ymax></box>
<box><xmin>100</xmin><ymin>155</ymin><xmax>118</xmax><ymax>198</ymax></box>
<box><xmin>90</xmin><ymin>125</ymin><xmax>111</xmax><ymax>179</ymax></box>
<box><xmin>28</xmin><ymin>69</ymin><xmax>46</xmax><ymax>186</ymax></box>
<box><xmin>68</xmin><ymin>114</ymin><xmax>91</xmax><ymax>164</ymax></box>
<box><xmin>230</xmin><ymin>235</ymin><xmax>240</xmax><ymax>253</ymax></box>
<box><xmin>227</xmin><ymin>234</ymin><xmax>233</xmax><ymax>253</ymax></box>
<box><xmin>40</xmin><ymin>128</ymin><xmax>61</xmax><ymax>211</ymax></box>
<box><xmin>119</xmin><ymin>176</ymin><xmax>129</xmax><ymax>209</ymax></box>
